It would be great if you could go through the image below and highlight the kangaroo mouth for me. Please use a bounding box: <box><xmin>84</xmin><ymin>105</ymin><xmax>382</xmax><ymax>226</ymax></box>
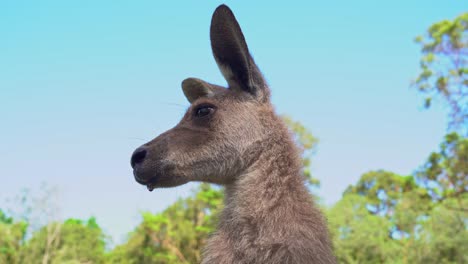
<box><xmin>133</xmin><ymin>163</ymin><xmax>187</xmax><ymax>190</ymax></box>
<box><xmin>136</xmin><ymin>177</ymin><xmax>158</xmax><ymax>192</ymax></box>
<box><xmin>133</xmin><ymin>170</ymin><xmax>159</xmax><ymax>192</ymax></box>
<box><xmin>146</xmin><ymin>183</ymin><xmax>156</xmax><ymax>192</ymax></box>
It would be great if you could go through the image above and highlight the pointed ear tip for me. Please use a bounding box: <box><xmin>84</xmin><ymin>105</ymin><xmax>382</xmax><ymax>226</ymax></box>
<box><xmin>181</xmin><ymin>80</ymin><xmax>193</xmax><ymax>99</ymax></box>
<box><xmin>181</xmin><ymin>78</ymin><xmax>190</xmax><ymax>87</ymax></box>
<box><xmin>181</xmin><ymin>78</ymin><xmax>216</xmax><ymax>103</ymax></box>
<box><xmin>214</xmin><ymin>4</ymin><xmax>232</xmax><ymax>13</ymax></box>
<box><xmin>181</xmin><ymin>77</ymin><xmax>212</xmax><ymax>93</ymax></box>
<box><xmin>212</xmin><ymin>4</ymin><xmax>235</xmax><ymax>20</ymax></box>
<box><xmin>181</xmin><ymin>79</ymin><xmax>194</xmax><ymax>103</ymax></box>
<box><xmin>181</xmin><ymin>78</ymin><xmax>197</xmax><ymax>89</ymax></box>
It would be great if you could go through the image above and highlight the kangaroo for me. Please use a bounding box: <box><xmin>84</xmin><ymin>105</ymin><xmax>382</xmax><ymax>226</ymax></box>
<box><xmin>130</xmin><ymin>4</ymin><xmax>336</xmax><ymax>264</ymax></box>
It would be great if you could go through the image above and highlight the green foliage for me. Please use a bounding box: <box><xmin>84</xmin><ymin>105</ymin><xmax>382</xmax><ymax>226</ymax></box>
<box><xmin>331</xmin><ymin>175</ymin><xmax>467</xmax><ymax>263</ymax></box>
<box><xmin>344</xmin><ymin>170</ymin><xmax>419</xmax><ymax>215</ymax></box>
<box><xmin>328</xmin><ymin>194</ymin><xmax>402</xmax><ymax>264</ymax></box>
<box><xmin>413</xmin><ymin>12</ymin><xmax>467</xmax><ymax>132</ymax></box>
<box><xmin>416</xmin><ymin>132</ymin><xmax>468</xmax><ymax>202</ymax></box>
<box><xmin>406</xmin><ymin>196</ymin><xmax>468</xmax><ymax>264</ymax></box>
<box><xmin>20</xmin><ymin>217</ymin><xmax>107</xmax><ymax>264</ymax></box>
<box><xmin>331</xmin><ymin>134</ymin><xmax>467</xmax><ymax>263</ymax></box>
<box><xmin>0</xmin><ymin>210</ymin><xmax>27</xmax><ymax>264</ymax></box>
<box><xmin>109</xmin><ymin>184</ymin><xmax>223</xmax><ymax>264</ymax></box>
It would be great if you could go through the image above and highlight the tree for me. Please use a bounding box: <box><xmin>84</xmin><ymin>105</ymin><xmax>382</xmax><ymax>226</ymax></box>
<box><xmin>331</xmin><ymin>138</ymin><xmax>468</xmax><ymax>264</ymax></box>
<box><xmin>405</xmin><ymin>197</ymin><xmax>468</xmax><ymax>264</ymax></box>
<box><xmin>0</xmin><ymin>210</ymin><xmax>28</xmax><ymax>264</ymax></box>
<box><xmin>344</xmin><ymin>170</ymin><xmax>420</xmax><ymax>217</ymax></box>
<box><xmin>413</xmin><ymin>12</ymin><xmax>467</xmax><ymax>133</ymax></box>
<box><xmin>328</xmin><ymin>194</ymin><xmax>401</xmax><ymax>264</ymax></box>
<box><xmin>407</xmin><ymin>132</ymin><xmax>468</xmax><ymax>263</ymax></box>
<box><xmin>416</xmin><ymin>132</ymin><xmax>468</xmax><ymax>205</ymax></box>
<box><xmin>332</xmin><ymin>171</ymin><xmax>420</xmax><ymax>263</ymax></box>
<box><xmin>109</xmin><ymin>184</ymin><xmax>223</xmax><ymax>264</ymax></box>
<box><xmin>20</xmin><ymin>217</ymin><xmax>107</xmax><ymax>264</ymax></box>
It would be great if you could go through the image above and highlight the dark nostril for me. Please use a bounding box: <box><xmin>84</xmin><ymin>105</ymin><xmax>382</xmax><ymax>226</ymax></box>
<box><xmin>131</xmin><ymin>147</ymin><xmax>147</xmax><ymax>168</ymax></box>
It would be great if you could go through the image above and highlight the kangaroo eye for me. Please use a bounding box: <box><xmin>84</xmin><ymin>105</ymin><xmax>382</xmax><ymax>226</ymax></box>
<box><xmin>194</xmin><ymin>105</ymin><xmax>215</xmax><ymax>118</ymax></box>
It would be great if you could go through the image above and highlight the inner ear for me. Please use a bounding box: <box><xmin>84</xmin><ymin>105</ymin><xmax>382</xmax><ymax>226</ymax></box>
<box><xmin>181</xmin><ymin>78</ymin><xmax>220</xmax><ymax>103</ymax></box>
<box><xmin>210</xmin><ymin>5</ymin><xmax>269</xmax><ymax>102</ymax></box>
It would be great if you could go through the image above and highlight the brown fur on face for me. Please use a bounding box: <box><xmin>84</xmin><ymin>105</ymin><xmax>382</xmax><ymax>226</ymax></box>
<box><xmin>133</xmin><ymin>90</ymin><xmax>271</xmax><ymax>189</ymax></box>
<box><xmin>131</xmin><ymin>4</ymin><xmax>336</xmax><ymax>263</ymax></box>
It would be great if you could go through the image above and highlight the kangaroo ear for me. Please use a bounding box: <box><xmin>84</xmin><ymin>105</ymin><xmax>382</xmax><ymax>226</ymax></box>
<box><xmin>182</xmin><ymin>78</ymin><xmax>223</xmax><ymax>103</ymax></box>
<box><xmin>210</xmin><ymin>5</ymin><xmax>269</xmax><ymax>102</ymax></box>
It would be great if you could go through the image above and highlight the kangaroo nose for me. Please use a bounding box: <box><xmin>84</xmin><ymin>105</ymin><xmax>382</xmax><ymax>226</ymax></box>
<box><xmin>131</xmin><ymin>147</ymin><xmax>147</xmax><ymax>168</ymax></box>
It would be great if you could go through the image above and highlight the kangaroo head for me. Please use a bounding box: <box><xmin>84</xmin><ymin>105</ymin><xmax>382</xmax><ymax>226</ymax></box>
<box><xmin>131</xmin><ymin>5</ymin><xmax>278</xmax><ymax>191</ymax></box>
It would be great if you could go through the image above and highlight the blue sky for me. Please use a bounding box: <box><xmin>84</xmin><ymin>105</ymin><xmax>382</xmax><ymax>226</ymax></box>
<box><xmin>0</xmin><ymin>1</ymin><xmax>465</xmax><ymax>244</ymax></box>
